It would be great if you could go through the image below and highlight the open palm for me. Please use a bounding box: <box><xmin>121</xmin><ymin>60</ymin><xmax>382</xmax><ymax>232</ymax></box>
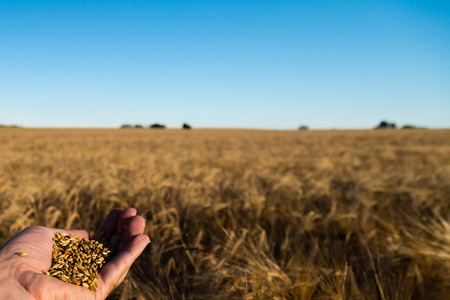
<box><xmin>0</xmin><ymin>208</ymin><xmax>150</xmax><ymax>300</ymax></box>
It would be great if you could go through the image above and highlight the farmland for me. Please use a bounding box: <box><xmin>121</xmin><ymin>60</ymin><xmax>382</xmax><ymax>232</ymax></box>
<box><xmin>0</xmin><ymin>128</ymin><xmax>449</xmax><ymax>299</ymax></box>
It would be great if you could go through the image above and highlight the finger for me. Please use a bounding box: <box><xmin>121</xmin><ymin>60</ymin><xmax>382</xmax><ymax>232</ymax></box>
<box><xmin>97</xmin><ymin>234</ymin><xmax>150</xmax><ymax>298</ymax></box>
<box><xmin>109</xmin><ymin>208</ymin><xmax>137</xmax><ymax>248</ymax></box>
<box><xmin>116</xmin><ymin>208</ymin><xmax>137</xmax><ymax>236</ymax></box>
<box><xmin>92</xmin><ymin>208</ymin><xmax>122</xmax><ymax>240</ymax></box>
<box><xmin>118</xmin><ymin>215</ymin><xmax>147</xmax><ymax>252</ymax></box>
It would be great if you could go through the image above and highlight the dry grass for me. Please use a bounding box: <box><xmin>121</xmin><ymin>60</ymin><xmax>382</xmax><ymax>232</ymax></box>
<box><xmin>0</xmin><ymin>128</ymin><xmax>449</xmax><ymax>299</ymax></box>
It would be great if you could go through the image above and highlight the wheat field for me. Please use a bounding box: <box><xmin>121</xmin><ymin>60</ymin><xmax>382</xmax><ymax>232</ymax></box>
<box><xmin>0</xmin><ymin>128</ymin><xmax>449</xmax><ymax>299</ymax></box>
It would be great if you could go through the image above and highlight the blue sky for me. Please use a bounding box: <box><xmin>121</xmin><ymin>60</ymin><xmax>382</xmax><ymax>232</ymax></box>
<box><xmin>0</xmin><ymin>0</ymin><xmax>449</xmax><ymax>129</ymax></box>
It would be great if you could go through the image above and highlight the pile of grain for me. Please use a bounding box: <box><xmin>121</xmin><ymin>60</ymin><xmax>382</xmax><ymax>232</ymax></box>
<box><xmin>45</xmin><ymin>232</ymin><xmax>114</xmax><ymax>292</ymax></box>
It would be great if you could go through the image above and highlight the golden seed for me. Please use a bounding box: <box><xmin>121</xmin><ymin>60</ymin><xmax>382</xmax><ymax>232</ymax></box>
<box><xmin>44</xmin><ymin>232</ymin><xmax>114</xmax><ymax>292</ymax></box>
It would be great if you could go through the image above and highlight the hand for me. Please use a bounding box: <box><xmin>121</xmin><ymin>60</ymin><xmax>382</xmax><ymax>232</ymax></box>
<box><xmin>0</xmin><ymin>208</ymin><xmax>150</xmax><ymax>300</ymax></box>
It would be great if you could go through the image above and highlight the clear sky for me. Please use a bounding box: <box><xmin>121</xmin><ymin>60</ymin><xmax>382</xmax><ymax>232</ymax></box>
<box><xmin>1</xmin><ymin>0</ymin><xmax>449</xmax><ymax>129</ymax></box>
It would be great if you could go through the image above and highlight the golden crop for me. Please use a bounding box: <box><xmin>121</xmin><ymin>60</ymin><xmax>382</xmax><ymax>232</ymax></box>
<box><xmin>0</xmin><ymin>128</ymin><xmax>449</xmax><ymax>299</ymax></box>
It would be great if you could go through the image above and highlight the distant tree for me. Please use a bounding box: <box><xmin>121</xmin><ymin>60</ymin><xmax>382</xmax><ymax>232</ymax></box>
<box><xmin>0</xmin><ymin>124</ymin><xmax>21</xmax><ymax>128</ymax></box>
<box><xmin>182</xmin><ymin>123</ymin><xmax>192</xmax><ymax>129</ymax></box>
<box><xmin>135</xmin><ymin>124</ymin><xmax>143</xmax><ymax>128</ymax></box>
<box><xmin>149</xmin><ymin>123</ymin><xmax>166</xmax><ymax>129</ymax></box>
<box><xmin>375</xmin><ymin>120</ymin><xmax>396</xmax><ymax>129</ymax></box>
<box><xmin>402</xmin><ymin>124</ymin><xmax>426</xmax><ymax>129</ymax></box>
<box><xmin>298</xmin><ymin>125</ymin><xmax>308</xmax><ymax>130</ymax></box>
<box><xmin>378</xmin><ymin>121</ymin><xmax>388</xmax><ymax>128</ymax></box>
<box><xmin>120</xmin><ymin>124</ymin><xmax>133</xmax><ymax>128</ymax></box>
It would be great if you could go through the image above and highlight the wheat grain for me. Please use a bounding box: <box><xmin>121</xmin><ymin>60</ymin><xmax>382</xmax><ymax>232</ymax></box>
<box><xmin>44</xmin><ymin>232</ymin><xmax>114</xmax><ymax>293</ymax></box>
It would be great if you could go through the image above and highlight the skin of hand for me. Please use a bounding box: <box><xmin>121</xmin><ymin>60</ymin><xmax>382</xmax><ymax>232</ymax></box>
<box><xmin>0</xmin><ymin>208</ymin><xmax>150</xmax><ymax>300</ymax></box>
